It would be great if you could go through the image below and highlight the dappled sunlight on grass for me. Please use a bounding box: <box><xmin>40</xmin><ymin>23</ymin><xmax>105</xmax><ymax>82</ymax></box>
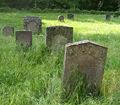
<box><xmin>43</xmin><ymin>19</ymin><xmax>120</xmax><ymax>37</ymax></box>
<box><xmin>0</xmin><ymin>12</ymin><xmax>120</xmax><ymax>104</ymax></box>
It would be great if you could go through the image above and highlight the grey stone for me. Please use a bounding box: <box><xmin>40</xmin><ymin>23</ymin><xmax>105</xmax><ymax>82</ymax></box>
<box><xmin>106</xmin><ymin>14</ymin><xmax>111</xmax><ymax>20</ymax></box>
<box><xmin>113</xmin><ymin>14</ymin><xmax>119</xmax><ymax>18</ymax></box>
<box><xmin>16</xmin><ymin>31</ymin><xmax>32</xmax><ymax>47</ymax></box>
<box><xmin>62</xmin><ymin>40</ymin><xmax>108</xmax><ymax>95</ymax></box>
<box><xmin>24</xmin><ymin>16</ymin><xmax>42</xmax><ymax>33</ymax></box>
<box><xmin>67</xmin><ymin>13</ymin><xmax>74</xmax><ymax>20</ymax></box>
<box><xmin>46</xmin><ymin>26</ymin><xmax>73</xmax><ymax>51</ymax></box>
<box><xmin>58</xmin><ymin>16</ymin><xmax>64</xmax><ymax>22</ymax></box>
<box><xmin>2</xmin><ymin>26</ymin><xmax>14</xmax><ymax>36</ymax></box>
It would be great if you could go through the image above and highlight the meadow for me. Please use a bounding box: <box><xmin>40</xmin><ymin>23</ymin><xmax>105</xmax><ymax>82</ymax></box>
<box><xmin>0</xmin><ymin>11</ymin><xmax>120</xmax><ymax>105</ymax></box>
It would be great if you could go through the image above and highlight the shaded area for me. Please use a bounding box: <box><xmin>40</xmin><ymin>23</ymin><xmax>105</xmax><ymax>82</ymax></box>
<box><xmin>0</xmin><ymin>12</ymin><xmax>120</xmax><ymax>105</ymax></box>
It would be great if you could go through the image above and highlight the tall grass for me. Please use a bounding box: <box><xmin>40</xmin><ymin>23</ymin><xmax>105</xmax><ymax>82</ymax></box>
<box><xmin>0</xmin><ymin>12</ymin><xmax>120</xmax><ymax>105</ymax></box>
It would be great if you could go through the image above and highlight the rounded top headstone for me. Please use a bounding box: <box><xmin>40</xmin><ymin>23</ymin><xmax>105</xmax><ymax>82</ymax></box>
<box><xmin>2</xmin><ymin>26</ymin><xmax>14</xmax><ymax>36</ymax></box>
<box><xmin>67</xmin><ymin>13</ymin><xmax>74</xmax><ymax>19</ymax></box>
<box><xmin>106</xmin><ymin>14</ymin><xmax>111</xmax><ymax>20</ymax></box>
<box><xmin>58</xmin><ymin>15</ymin><xmax>64</xmax><ymax>22</ymax></box>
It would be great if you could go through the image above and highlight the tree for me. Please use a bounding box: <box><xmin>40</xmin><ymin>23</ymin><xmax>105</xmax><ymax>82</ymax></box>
<box><xmin>0</xmin><ymin>0</ymin><xmax>7</xmax><ymax>7</ymax></box>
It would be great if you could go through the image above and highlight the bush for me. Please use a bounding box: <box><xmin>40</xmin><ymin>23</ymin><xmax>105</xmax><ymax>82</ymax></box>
<box><xmin>0</xmin><ymin>7</ymin><xmax>18</xmax><ymax>12</ymax></box>
<box><xmin>30</xmin><ymin>8</ymin><xmax>42</xmax><ymax>13</ymax></box>
<box><xmin>1</xmin><ymin>7</ymin><xmax>120</xmax><ymax>15</ymax></box>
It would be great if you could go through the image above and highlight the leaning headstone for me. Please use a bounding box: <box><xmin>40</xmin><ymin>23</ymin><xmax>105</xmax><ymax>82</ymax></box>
<box><xmin>46</xmin><ymin>26</ymin><xmax>73</xmax><ymax>51</ymax></box>
<box><xmin>16</xmin><ymin>31</ymin><xmax>32</xmax><ymax>47</ymax></box>
<box><xmin>67</xmin><ymin>13</ymin><xmax>74</xmax><ymax>20</ymax></box>
<box><xmin>58</xmin><ymin>16</ymin><xmax>64</xmax><ymax>22</ymax></box>
<box><xmin>106</xmin><ymin>14</ymin><xmax>111</xmax><ymax>20</ymax></box>
<box><xmin>2</xmin><ymin>26</ymin><xmax>14</xmax><ymax>36</ymax></box>
<box><xmin>62</xmin><ymin>40</ymin><xmax>108</xmax><ymax>96</ymax></box>
<box><xmin>24</xmin><ymin>16</ymin><xmax>42</xmax><ymax>33</ymax></box>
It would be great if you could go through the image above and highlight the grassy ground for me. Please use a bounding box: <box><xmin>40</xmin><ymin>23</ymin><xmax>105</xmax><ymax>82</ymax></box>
<box><xmin>0</xmin><ymin>12</ymin><xmax>120</xmax><ymax>105</ymax></box>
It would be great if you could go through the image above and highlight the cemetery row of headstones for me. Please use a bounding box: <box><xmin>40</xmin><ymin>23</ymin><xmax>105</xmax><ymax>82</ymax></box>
<box><xmin>1</xmin><ymin>13</ymin><xmax>74</xmax><ymax>36</ymax></box>
<box><xmin>1</xmin><ymin>14</ymin><xmax>108</xmax><ymax>97</ymax></box>
<box><xmin>2</xmin><ymin>13</ymin><xmax>118</xmax><ymax>36</ymax></box>
<box><xmin>58</xmin><ymin>13</ymin><xmax>74</xmax><ymax>22</ymax></box>
<box><xmin>106</xmin><ymin>14</ymin><xmax>119</xmax><ymax>20</ymax></box>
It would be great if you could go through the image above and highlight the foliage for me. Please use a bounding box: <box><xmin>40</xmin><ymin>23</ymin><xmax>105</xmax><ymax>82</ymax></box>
<box><xmin>1</xmin><ymin>7</ymin><xmax>120</xmax><ymax>16</ymax></box>
<box><xmin>0</xmin><ymin>0</ymin><xmax>119</xmax><ymax>11</ymax></box>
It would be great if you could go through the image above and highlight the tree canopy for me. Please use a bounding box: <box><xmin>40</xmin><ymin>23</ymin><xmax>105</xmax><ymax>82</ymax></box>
<box><xmin>0</xmin><ymin>0</ymin><xmax>119</xmax><ymax>11</ymax></box>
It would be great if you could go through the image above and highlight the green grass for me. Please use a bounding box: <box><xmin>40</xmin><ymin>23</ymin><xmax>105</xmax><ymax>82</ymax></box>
<box><xmin>0</xmin><ymin>11</ymin><xmax>120</xmax><ymax>105</ymax></box>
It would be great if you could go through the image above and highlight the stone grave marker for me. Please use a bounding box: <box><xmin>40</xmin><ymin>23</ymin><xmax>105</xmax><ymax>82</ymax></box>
<box><xmin>16</xmin><ymin>31</ymin><xmax>32</xmax><ymax>47</ymax></box>
<box><xmin>113</xmin><ymin>14</ymin><xmax>119</xmax><ymax>18</ymax></box>
<box><xmin>62</xmin><ymin>40</ymin><xmax>108</xmax><ymax>95</ymax></box>
<box><xmin>106</xmin><ymin>14</ymin><xmax>111</xmax><ymax>20</ymax></box>
<box><xmin>46</xmin><ymin>26</ymin><xmax>73</xmax><ymax>51</ymax></box>
<box><xmin>24</xmin><ymin>16</ymin><xmax>42</xmax><ymax>33</ymax></box>
<box><xmin>67</xmin><ymin>13</ymin><xmax>74</xmax><ymax>20</ymax></box>
<box><xmin>2</xmin><ymin>26</ymin><xmax>14</xmax><ymax>36</ymax></box>
<box><xmin>58</xmin><ymin>16</ymin><xmax>65</xmax><ymax>22</ymax></box>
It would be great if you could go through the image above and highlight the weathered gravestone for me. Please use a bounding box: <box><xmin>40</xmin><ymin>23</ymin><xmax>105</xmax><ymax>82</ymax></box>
<box><xmin>46</xmin><ymin>26</ymin><xmax>73</xmax><ymax>51</ymax></box>
<box><xmin>62</xmin><ymin>40</ymin><xmax>108</xmax><ymax>95</ymax></box>
<box><xmin>24</xmin><ymin>16</ymin><xmax>42</xmax><ymax>33</ymax></box>
<box><xmin>113</xmin><ymin>14</ymin><xmax>119</xmax><ymax>18</ymax></box>
<box><xmin>16</xmin><ymin>31</ymin><xmax>32</xmax><ymax>47</ymax></box>
<box><xmin>2</xmin><ymin>26</ymin><xmax>14</xmax><ymax>36</ymax></box>
<box><xmin>58</xmin><ymin>16</ymin><xmax>65</xmax><ymax>22</ymax></box>
<box><xmin>106</xmin><ymin>14</ymin><xmax>111</xmax><ymax>20</ymax></box>
<box><xmin>67</xmin><ymin>13</ymin><xmax>74</xmax><ymax>20</ymax></box>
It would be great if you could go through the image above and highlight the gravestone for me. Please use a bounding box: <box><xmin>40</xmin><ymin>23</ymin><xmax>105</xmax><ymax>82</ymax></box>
<box><xmin>113</xmin><ymin>14</ymin><xmax>119</xmax><ymax>18</ymax></box>
<box><xmin>106</xmin><ymin>14</ymin><xmax>111</xmax><ymax>20</ymax></box>
<box><xmin>16</xmin><ymin>31</ymin><xmax>32</xmax><ymax>47</ymax></box>
<box><xmin>62</xmin><ymin>40</ymin><xmax>108</xmax><ymax>95</ymax></box>
<box><xmin>67</xmin><ymin>13</ymin><xmax>74</xmax><ymax>20</ymax></box>
<box><xmin>46</xmin><ymin>26</ymin><xmax>73</xmax><ymax>50</ymax></box>
<box><xmin>58</xmin><ymin>16</ymin><xmax>64</xmax><ymax>22</ymax></box>
<box><xmin>2</xmin><ymin>26</ymin><xmax>14</xmax><ymax>36</ymax></box>
<box><xmin>24</xmin><ymin>16</ymin><xmax>42</xmax><ymax>33</ymax></box>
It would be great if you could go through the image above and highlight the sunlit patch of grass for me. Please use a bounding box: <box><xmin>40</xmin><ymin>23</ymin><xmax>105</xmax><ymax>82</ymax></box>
<box><xmin>0</xmin><ymin>12</ymin><xmax>120</xmax><ymax>105</ymax></box>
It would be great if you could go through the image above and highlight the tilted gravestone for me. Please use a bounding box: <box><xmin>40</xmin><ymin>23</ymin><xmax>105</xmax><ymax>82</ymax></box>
<box><xmin>58</xmin><ymin>16</ymin><xmax>65</xmax><ymax>22</ymax></box>
<box><xmin>106</xmin><ymin>14</ymin><xmax>111</xmax><ymax>20</ymax></box>
<box><xmin>2</xmin><ymin>26</ymin><xmax>14</xmax><ymax>36</ymax></box>
<box><xmin>46</xmin><ymin>26</ymin><xmax>73</xmax><ymax>51</ymax></box>
<box><xmin>24</xmin><ymin>16</ymin><xmax>42</xmax><ymax>33</ymax></box>
<box><xmin>67</xmin><ymin>13</ymin><xmax>74</xmax><ymax>20</ymax></box>
<box><xmin>62</xmin><ymin>40</ymin><xmax>108</xmax><ymax>95</ymax></box>
<box><xmin>16</xmin><ymin>31</ymin><xmax>32</xmax><ymax>47</ymax></box>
